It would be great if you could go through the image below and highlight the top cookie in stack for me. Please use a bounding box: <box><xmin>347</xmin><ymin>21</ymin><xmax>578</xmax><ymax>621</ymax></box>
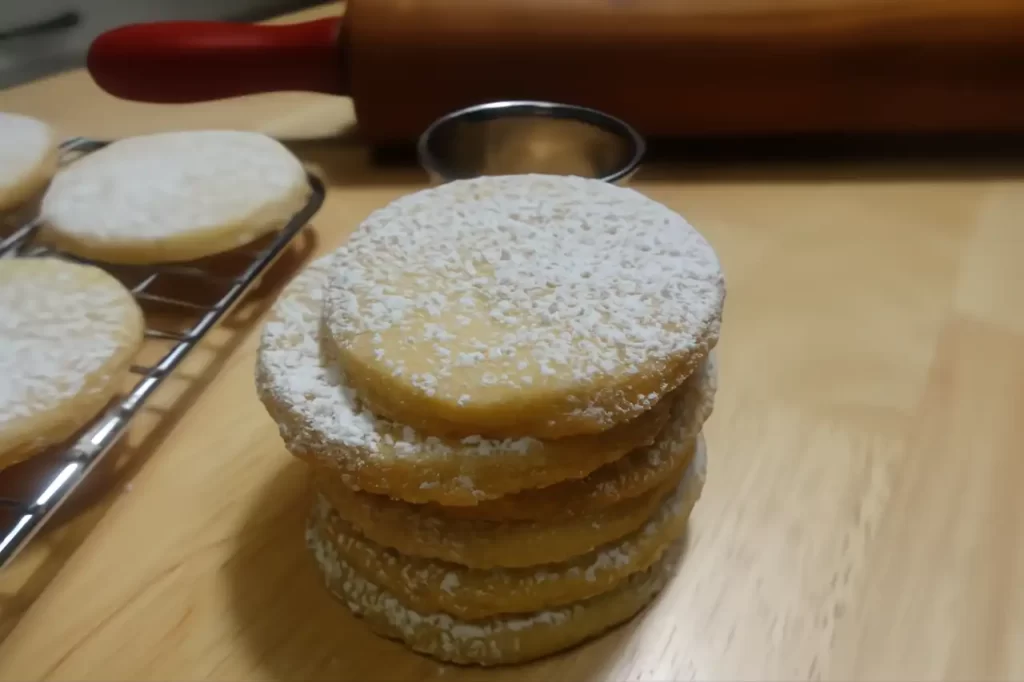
<box><xmin>320</xmin><ymin>174</ymin><xmax>724</xmax><ymax>441</ymax></box>
<box><xmin>259</xmin><ymin>174</ymin><xmax>725</xmax><ymax>505</ymax></box>
<box><xmin>255</xmin><ymin>174</ymin><xmax>726</xmax><ymax>666</ymax></box>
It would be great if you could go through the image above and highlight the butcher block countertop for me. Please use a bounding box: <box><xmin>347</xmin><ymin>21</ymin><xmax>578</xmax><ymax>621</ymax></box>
<box><xmin>2</xmin><ymin>4</ymin><xmax>1024</xmax><ymax>680</ymax></box>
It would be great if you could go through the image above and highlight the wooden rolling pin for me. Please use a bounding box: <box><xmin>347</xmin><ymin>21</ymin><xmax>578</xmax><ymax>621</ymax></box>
<box><xmin>88</xmin><ymin>0</ymin><xmax>1024</xmax><ymax>144</ymax></box>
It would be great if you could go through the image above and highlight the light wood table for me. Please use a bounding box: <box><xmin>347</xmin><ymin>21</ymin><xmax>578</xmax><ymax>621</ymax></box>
<box><xmin>1</xmin><ymin>4</ymin><xmax>1023</xmax><ymax>680</ymax></box>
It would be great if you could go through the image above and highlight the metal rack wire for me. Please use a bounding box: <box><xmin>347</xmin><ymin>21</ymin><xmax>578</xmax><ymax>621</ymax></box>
<box><xmin>0</xmin><ymin>137</ymin><xmax>325</xmax><ymax>569</ymax></box>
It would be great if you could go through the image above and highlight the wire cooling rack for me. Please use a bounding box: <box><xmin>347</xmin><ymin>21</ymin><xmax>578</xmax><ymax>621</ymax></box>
<box><xmin>0</xmin><ymin>137</ymin><xmax>325</xmax><ymax>569</ymax></box>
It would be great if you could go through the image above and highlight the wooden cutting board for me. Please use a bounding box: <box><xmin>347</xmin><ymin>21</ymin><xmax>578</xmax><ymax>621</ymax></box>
<box><xmin>0</xmin><ymin>4</ymin><xmax>1022</xmax><ymax>680</ymax></box>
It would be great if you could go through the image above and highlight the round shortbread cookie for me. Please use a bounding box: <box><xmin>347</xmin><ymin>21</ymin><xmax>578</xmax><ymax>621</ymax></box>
<box><xmin>0</xmin><ymin>112</ymin><xmax>59</xmax><ymax>215</ymax></box>
<box><xmin>39</xmin><ymin>130</ymin><xmax>310</xmax><ymax>264</ymax></box>
<box><xmin>315</xmin><ymin>467</ymin><xmax>679</xmax><ymax>570</ymax></box>
<box><xmin>0</xmin><ymin>258</ymin><xmax>144</xmax><ymax>469</ymax></box>
<box><xmin>308</xmin><ymin>511</ymin><xmax>681</xmax><ymax>667</ymax></box>
<box><xmin>440</xmin><ymin>356</ymin><xmax>715</xmax><ymax>522</ymax></box>
<box><xmin>256</xmin><ymin>253</ymin><xmax>673</xmax><ymax>507</ymax></box>
<box><xmin>313</xmin><ymin>436</ymin><xmax>705</xmax><ymax>620</ymax></box>
<box><xmin>321</xmin><ymin>174</ymin><xmax>726</xmax><ymax>439</ymax></box>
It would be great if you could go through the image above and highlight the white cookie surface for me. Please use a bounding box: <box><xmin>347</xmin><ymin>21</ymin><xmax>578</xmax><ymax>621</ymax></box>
<box><xmin>0</xmin><ymin>258</ymin><xmax>144</xmax><ymax>468</ymax></box>
<box><xmin>256</xmin><ymin>253</ymin><xmax>677</xmax><ymax>505</ymax></box>
<box><xmin>40</xmin><ymin>130</ymin><xmax>309</xmax><ymax>263</ymax></box>
<box><xmin>0</xmin><ymin>112</ymin><xmax>58</xmax><ymax>213</ymax></box>
<box><xmin>323</xmin><ymin>174</ymin><xmax>726</xmax><ymax>438</ymax></box>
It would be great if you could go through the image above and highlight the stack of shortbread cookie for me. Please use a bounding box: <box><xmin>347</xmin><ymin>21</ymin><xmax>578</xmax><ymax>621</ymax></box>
<box><xmin>256</xmin><ymin>174</ymin><xmax>726</xmax><ymax>666</ymax></box>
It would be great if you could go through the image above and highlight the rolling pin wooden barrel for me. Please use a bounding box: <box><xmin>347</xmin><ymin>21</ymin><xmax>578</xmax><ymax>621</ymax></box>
<box><xmin>87</xmin><ymin>0</ymin><xmax>1024</xmax><ymax>144</ymax></box>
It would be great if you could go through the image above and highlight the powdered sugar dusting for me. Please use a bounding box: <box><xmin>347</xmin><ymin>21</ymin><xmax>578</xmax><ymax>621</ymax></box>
<box><xmin>0</xmin><ymin>113</ymin><xmax>53</xmax><ymax>198</ymax></box>
<box><xmin>562</xmin><ymin>356</ymin><xmax>715</xmax><ymax>505</ymax></box>
<box><xmin>257</xmin><ymin>259</ymin><xmax>536</xmax><ymax>457</ymax></box>
<box><xmin>307</xmin><ymin>515</ymin><xmax>567</xmax><ymax>639</ymax></box>
<box><xmin>440</xmin><ymin>358</ymin><xmax>715</xmax><ymax>521</ymax></box>
<box><xmin>313</xmin><ymin>437</ymin><xmax>705</xmax><ymax>619</ymax></box>
<box><xmin>322</xmin><ymin>174</ymin><xmax>725</xmax><ymax>429</ymax></box>
<box><xmin>256</xmin><ymin>253</ymin><xmax>674</xmax><ymax>504</ymax></box>
<box><xmin>41</xmin><ymin>130</ymin><xmax>307</xmax><ymax>242</ymax></box>
<box><xmin>306</xmin><ymin>508</ymin><xmax>678</xmax><ymax>665</ymax></box>
<box><xmin>0</xmin><ymin>258</ymin><xmax>141</xmax><ymax>425</ymax></box>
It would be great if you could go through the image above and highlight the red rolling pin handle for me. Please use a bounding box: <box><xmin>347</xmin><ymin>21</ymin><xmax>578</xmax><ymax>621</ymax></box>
<box><xmin>86</xmin><ymin>18</ymin><xmax>346</xmax><ymax>103</ymax></box>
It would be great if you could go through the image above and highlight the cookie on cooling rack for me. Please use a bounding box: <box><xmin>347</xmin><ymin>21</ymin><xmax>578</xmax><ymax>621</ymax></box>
<box><xmin>39</xmin><ymin>130</ymin><xmax>310</xmax><ymax>264</ymax></box>
<box><xmin>0</xmin><ymin>113</ymin><xmax>59</xmax><ymax>216</ymax></box>
<box><xmin>0</xmin><ymin>257</ymin><xmax>144</xmax><ymax>469</ymax></box>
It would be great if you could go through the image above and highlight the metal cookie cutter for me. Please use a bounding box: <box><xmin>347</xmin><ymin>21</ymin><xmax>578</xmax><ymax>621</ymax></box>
<box><xmin>417</xmin><ymin>100</ymin><xmax>645</xmax><ymax>185</ymax></box>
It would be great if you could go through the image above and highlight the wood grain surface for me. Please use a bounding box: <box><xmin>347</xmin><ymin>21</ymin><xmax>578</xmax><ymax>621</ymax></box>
<box><xmin>1</xmin><ymin>4</ymin><xmax>1023</xmax><ymax>680</ymax></box>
